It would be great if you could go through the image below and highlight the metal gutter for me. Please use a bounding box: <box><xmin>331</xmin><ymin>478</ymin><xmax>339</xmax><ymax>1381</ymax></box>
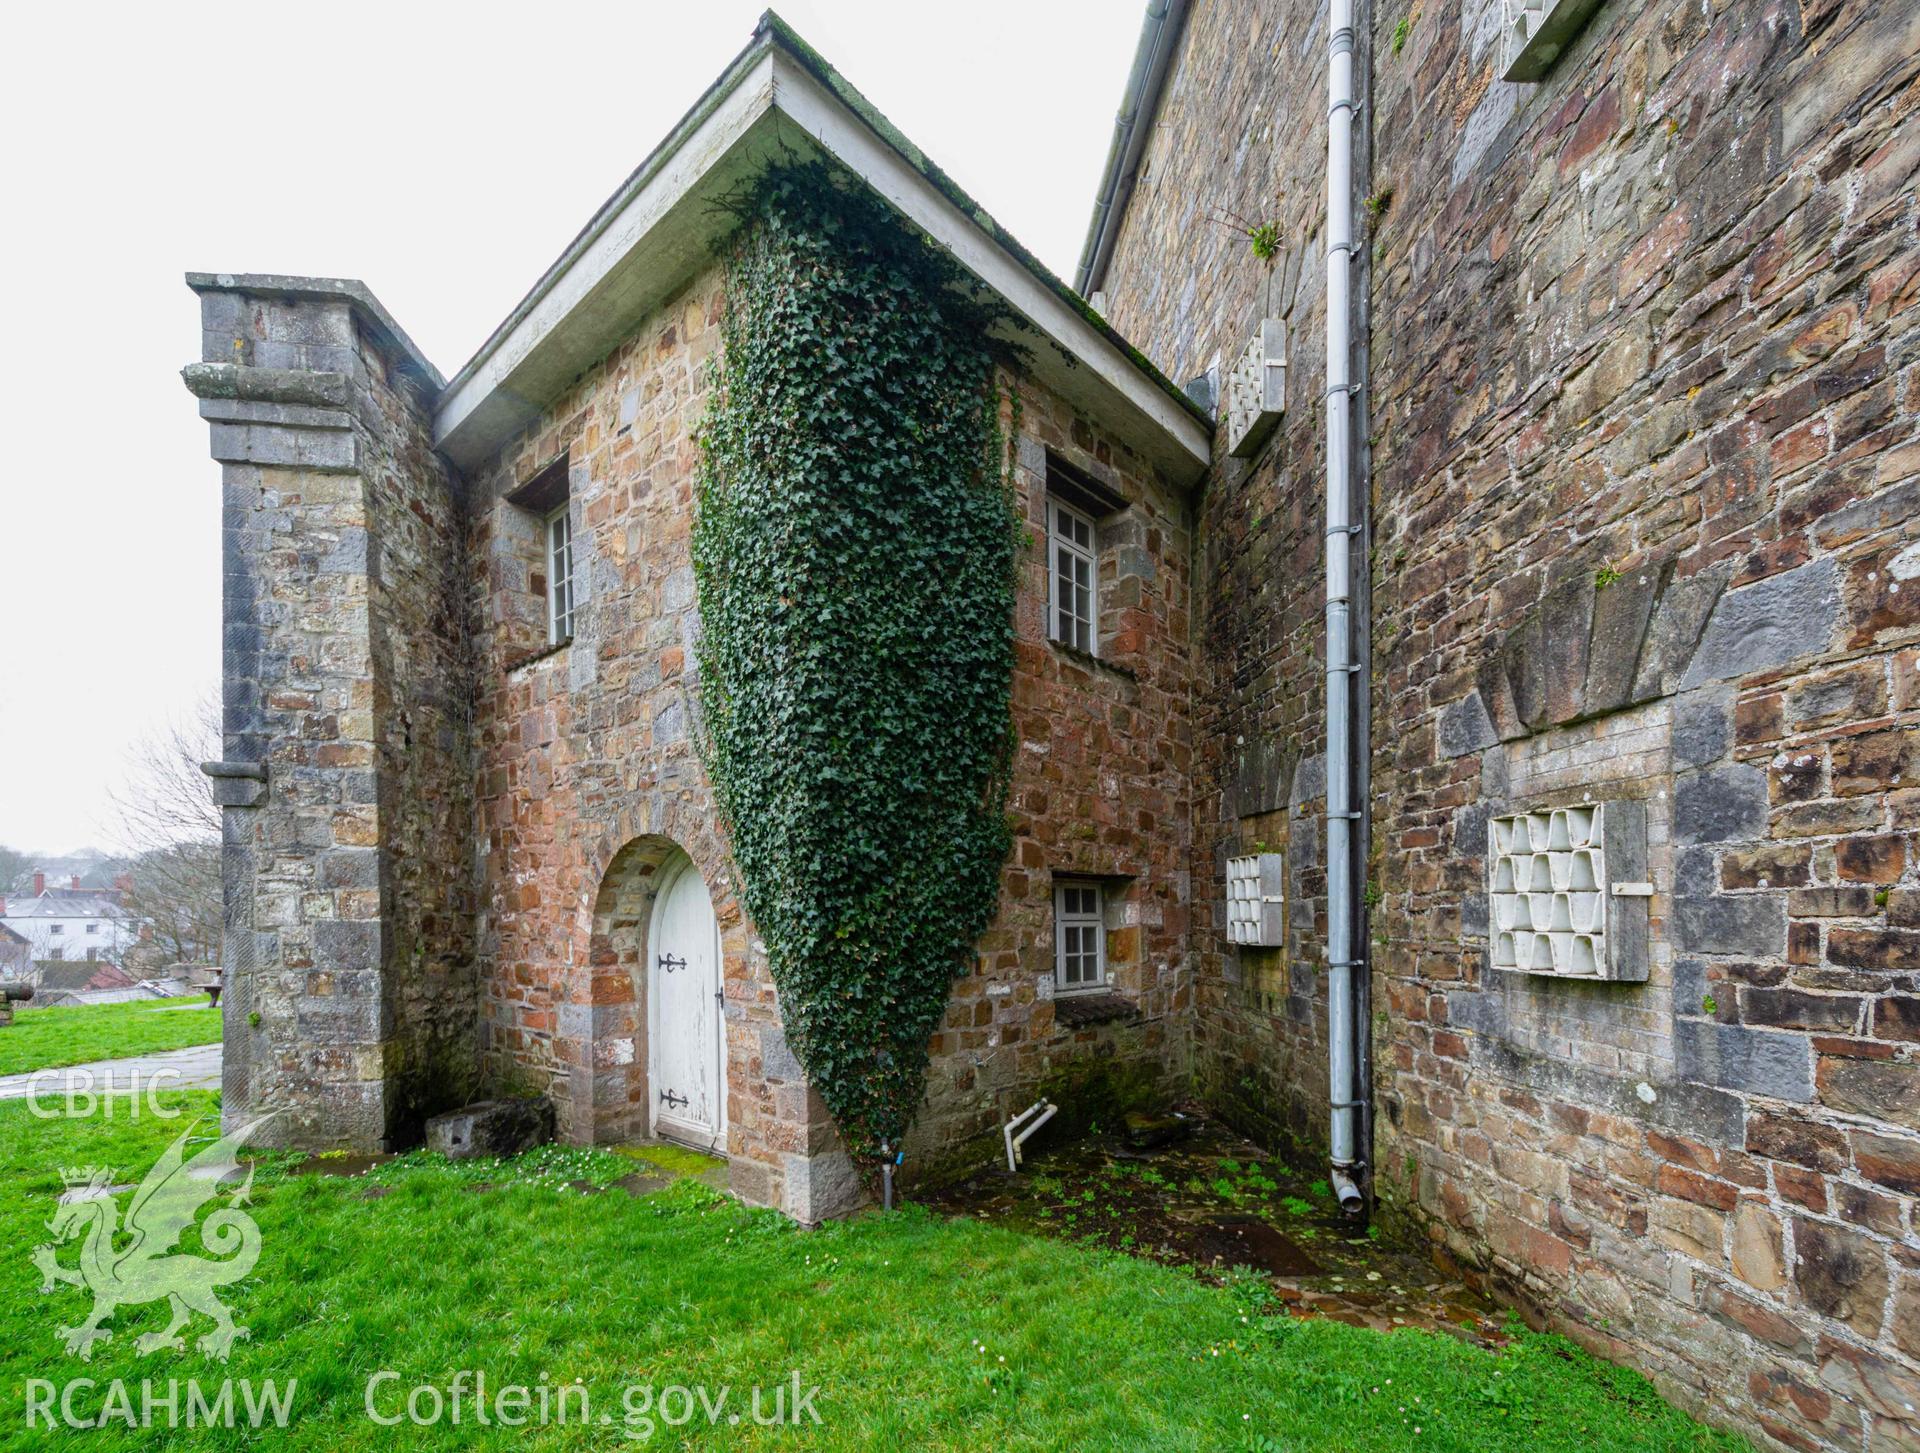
<box><xmin>435</xmin><ymin>8</ymin><xmax>1214</xmax><ymax>463</ymax></box>
<box><xmin>1073</xmin><ymin>0</ymin><xmax>1190</xmax><ymax>300</ymax></box>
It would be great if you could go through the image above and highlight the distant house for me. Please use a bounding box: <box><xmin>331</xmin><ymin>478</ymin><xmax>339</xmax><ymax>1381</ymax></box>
<box><xmin>29</xmin><ymin>959</ymin><xmax>143</xmax><ymax>1006</ymax></box>
<box><xmin>27</xmin><ymin>957</ymin><xmax>199</xmax><ymax>1007</ymax></box>
<box><xmin>0</xmin><ymin>875</ymin><xmax>141</xmax><ymax>964</ymax></box>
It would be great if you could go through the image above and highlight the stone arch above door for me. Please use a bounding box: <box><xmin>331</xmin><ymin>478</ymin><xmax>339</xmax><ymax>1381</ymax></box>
<box><xmin>565</xmin><ymin>832</ymin><xmax>691</xmax><ymax>1145</ymax></box>
<box><xmin>561</xmin><ymin>809</ymin><xmax>862</xmax><ymax>1222</ymax></box>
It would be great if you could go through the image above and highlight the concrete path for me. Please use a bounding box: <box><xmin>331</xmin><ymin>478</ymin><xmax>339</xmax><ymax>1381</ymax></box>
<box><xmin>0</xmin><ymin>1043</ymin><xmax>222</xmax><ymax>1100</ymax></box>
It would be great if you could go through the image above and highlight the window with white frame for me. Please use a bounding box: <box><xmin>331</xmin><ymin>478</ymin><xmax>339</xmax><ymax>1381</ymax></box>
<box><xmin>505</xmin><ymin>453</ymin><xmax>574</xmax><ymax>656</ymax></box>
<box><xmin>1048</xmin><ymin>497</ymin><xmax>1097</xmax><ymax>654</ymax></box>
<box><xmin>85</xmin><ymin>923</ymin><xmax>98</xmax><ymax>935</ymax></box>
<box><xmin>1053</xmin><ymin>881</ymin><xmax>1106</xmax><ymax>992</ymax></box>
<box><xmin>49</xmin><ymin>924</ymin><xmax>63</xmax><ymax>937</ymax></box>
<box><xmin>546</xmin><ymin>503</ymin><xmax>575</xmax><ymax>644</ymax></box>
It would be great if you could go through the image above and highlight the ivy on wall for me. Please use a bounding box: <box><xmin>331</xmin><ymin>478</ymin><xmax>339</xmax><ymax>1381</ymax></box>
<box><xmin>694</xmin><ymin>159</ymin><xmax>1023</xmax><ymax>1159</ymax></box>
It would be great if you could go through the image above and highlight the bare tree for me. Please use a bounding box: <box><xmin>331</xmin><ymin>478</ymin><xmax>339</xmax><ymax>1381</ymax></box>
<box><xmin>109</xmin><ymin>700</ymin><xmax>223</xmax><ymax>972</ymax></box>
<box><xmin>0</xmin><ymin>844</ymin><xmax>30</xmax><ymax>895</ymax></box>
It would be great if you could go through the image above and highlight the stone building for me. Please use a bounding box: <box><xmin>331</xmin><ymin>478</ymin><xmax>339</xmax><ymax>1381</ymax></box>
<box><xmin>186</xmin><ymin>16</ymin><xmax>1207</xmax><ymax>1222</ymax></box>
<box><xmin>184</xmin><ymin>5</ymin><xmax>1916</xmax><ymax>1447</ymax></box>
<box><xmin>1077</xmin><ymin>0</ymin><xmax>1918</xmax><ymax>1447</ymax></box>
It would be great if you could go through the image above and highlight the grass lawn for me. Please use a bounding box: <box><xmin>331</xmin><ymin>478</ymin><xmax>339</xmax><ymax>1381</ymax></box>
<box><xmin>0</xmin><ymin>1001</ymin><xmax>222</xmax><ymax>1076</ymax></box>
<box><xmin>0</xmin><ymin>1093</ymin><xmax>1748</xmax><ymax>1451</ymax></box>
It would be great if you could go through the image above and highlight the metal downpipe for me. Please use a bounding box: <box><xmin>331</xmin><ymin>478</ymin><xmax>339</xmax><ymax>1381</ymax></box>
<box><xmin>1323</xmin><ymin>0</ymin><xmax>1365</xmax><ymax>1216</ymax></box>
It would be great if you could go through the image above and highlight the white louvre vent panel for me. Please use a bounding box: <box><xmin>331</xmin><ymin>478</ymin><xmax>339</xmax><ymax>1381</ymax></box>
<box><xmin>1490</xmin><ymin>807</ymin><xmax>1605</xmax><ymax>977</ymax></box>
<box><xmin>1487</xmin><ymin>803</ymin><xmax>1650</xmax><ymax>981</ymax></box>
<box><xmin>1226</xmin><ymin>853</ymin><xmax>1285</xmax><ymax>947</ymax></box>
<box><xmin>1225</xmin><ymin>320</ymin><xmax>1286</xmax><ymax>459</ymax></box>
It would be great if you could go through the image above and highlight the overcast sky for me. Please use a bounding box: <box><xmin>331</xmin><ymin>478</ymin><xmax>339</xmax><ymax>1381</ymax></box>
<box><xmin>0</xmin><ymin>1</ymin><xmax>1139</xmax><ymax>856</ymax></box>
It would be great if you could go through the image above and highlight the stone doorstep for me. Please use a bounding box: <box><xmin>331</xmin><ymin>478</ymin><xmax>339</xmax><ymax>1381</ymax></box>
<box><xmin>609</xmin><ymin>1138</ymin><xmax>731</xmax><ymax>1193</ymax></box>
<box><xmin>425</xmin><ymin>1098</ymin><xmax>556</xmax><ymax>1161</ymax></box>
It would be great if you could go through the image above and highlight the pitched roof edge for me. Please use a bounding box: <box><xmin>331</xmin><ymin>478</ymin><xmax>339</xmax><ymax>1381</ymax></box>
<box><xmin>759</xmin><ymin>11</ymin><xmax>1211</xmax><ymax>433</ymax></box>
<box><xmin>436</xmin><ymin>24</ymin><xmax>779</xmax><ymax>409</ymax></box>
<box><xmin>436</xmin><ymin>10</ymin><xmax>1212</xmax><ymax>462</ymax></box>
<box><xmin>1073</xmin><ymin>0</ymin><xmax>1190</xmax><ymax>301</ymax></box>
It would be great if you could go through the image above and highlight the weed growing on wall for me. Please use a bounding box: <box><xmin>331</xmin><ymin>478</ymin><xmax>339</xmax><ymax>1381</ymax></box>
<box><xmin>695</xmin><ymin>160</ymin><xmax>1023</xmax><ymax>1160</ymax></box>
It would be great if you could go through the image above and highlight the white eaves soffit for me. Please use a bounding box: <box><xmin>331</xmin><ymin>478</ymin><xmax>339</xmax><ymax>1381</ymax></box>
<box><xmin>432</xmin><ymin>40</ymin><xmax>1213</xmax><ymax>484</ymax></box>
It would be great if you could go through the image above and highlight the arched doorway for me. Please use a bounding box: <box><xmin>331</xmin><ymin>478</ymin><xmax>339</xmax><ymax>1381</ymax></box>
<box><xmin>646</xmin><ymin>853</ymin><xmax>725</xmax><ymax>1150</ymax></box>
<box><xmin>580</xmin><ymin>836</ymin><xmax>727</xmax><ymax>1152</ymax></box>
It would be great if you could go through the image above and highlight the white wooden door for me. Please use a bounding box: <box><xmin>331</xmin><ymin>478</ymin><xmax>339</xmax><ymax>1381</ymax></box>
<box><xmin>648</xmin><ymin>857</ymin><xmax>724</xmax><ymax>1150</ymax></box>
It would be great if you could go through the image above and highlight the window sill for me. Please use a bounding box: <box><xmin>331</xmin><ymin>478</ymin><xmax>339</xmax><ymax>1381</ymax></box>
<box><xmin>1046</xmin><ymin>639</ymin><xmax>1138</xmax><ymax>683</ymax></box>
<box><xmin>504</xmin><ymin>637</ymin><xmax>571</xmax><ymax>674</ymax></box>
<box><xmin>1052</xmin><ymin>991</ymin><xmax>1138</xmax><ymax>1029</ymax></box>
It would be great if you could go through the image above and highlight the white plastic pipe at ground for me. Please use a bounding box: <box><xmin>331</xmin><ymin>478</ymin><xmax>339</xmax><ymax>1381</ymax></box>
<box><xmin>1323</xmin><ymin>0</ymin><xmax>1362</xmax><ymax>1206</ymax></box>
<box><xmin>1002</xmin><ymin>1099</ymin><xmax>1056</xmax><ymax>1172</ymax></box>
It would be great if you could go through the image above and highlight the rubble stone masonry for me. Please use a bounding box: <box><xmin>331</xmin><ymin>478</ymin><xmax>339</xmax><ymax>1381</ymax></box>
<box><xmin>185</xmin><ymin>276</ymin><xmax>478</xmax><ymax>1150</ymax></box>
<box><xmin>462</xmin><ymin>267</ymin><xmax>1196</xmax><ymax>1213</ymax></box>
<box><xmin>189</xmin><ymin>265</ymin><xmax>1199</xmax><ymax>1219</ymax></box>
<box><xmin>1095</xmin><ymin>0</ymin><xmax>1918</xmax><ymax>1446</ymax></box>
<box><xmin>1097</xmin><ymin>0</ymin><xmax>1359</xmax><ymax>1158</ymax></box>
<box><xmin>185</xmin><ymin>3</ymin><xmax>1915</xmax><ymax>1438</ymax></box>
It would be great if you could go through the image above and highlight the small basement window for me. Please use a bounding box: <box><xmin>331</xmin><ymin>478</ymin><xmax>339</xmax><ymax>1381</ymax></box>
<box><xmin>1053</xmin><ymin>880</ymin><xmax>1107</xmax><ymax>993</ymax></box>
